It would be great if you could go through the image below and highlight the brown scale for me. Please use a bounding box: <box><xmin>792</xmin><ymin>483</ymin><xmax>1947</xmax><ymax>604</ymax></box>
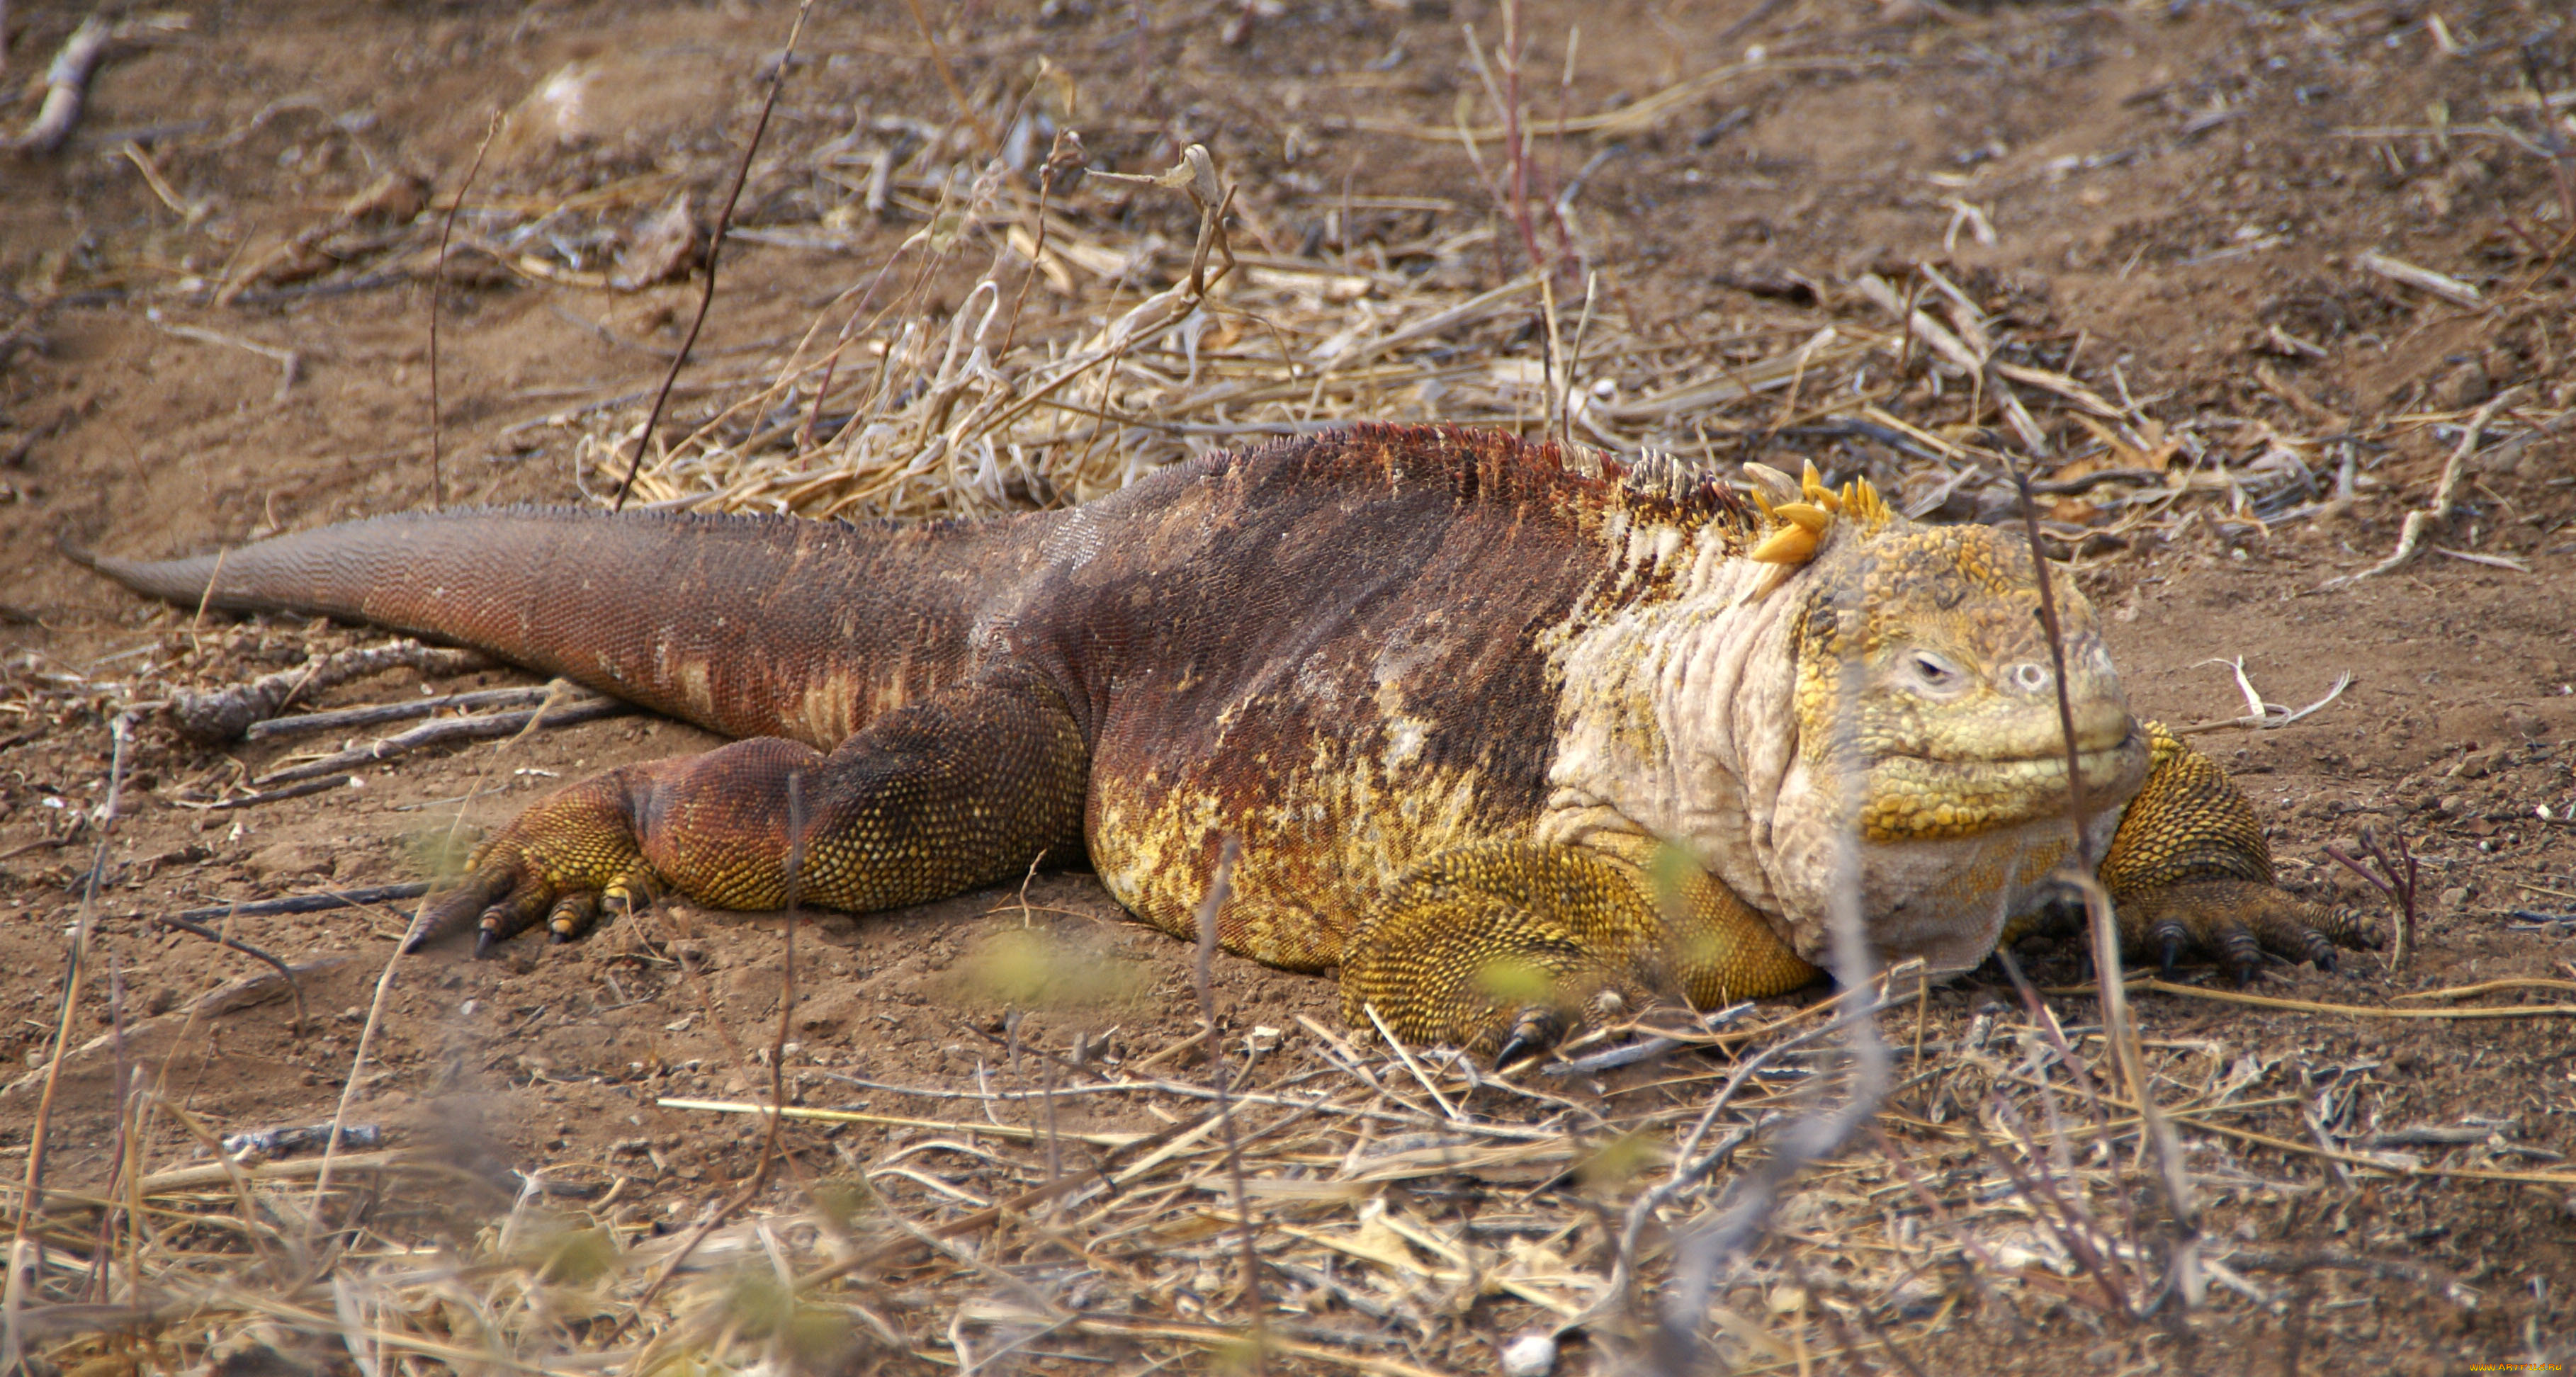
<box><xmin>84</xmin><ymin>424</ymin><xmax>2362</xmax><ymax>1053</ymax></box>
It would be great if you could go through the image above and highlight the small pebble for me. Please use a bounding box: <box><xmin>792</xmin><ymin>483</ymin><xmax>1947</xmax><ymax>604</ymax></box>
<box><xmin>1501</xmin><ymin>1331</ymin><xmax>1557</xmax><ymax>1377</ymax></box>
<box><xmin>2439</xmin><ymin>885</ymin><xmax>2471</xmax><ymax>912</ymax></box>
<box><xmin>2430</xmin><ymin>358</ymin><xmax>2490</xmax><ymax>410</ymax></box>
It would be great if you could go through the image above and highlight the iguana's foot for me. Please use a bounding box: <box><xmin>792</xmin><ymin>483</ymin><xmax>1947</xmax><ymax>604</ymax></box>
<box><xmin>2099</xmin><ymin>724</ymin><xmax>2375</xmax><ymax>984</ymax></box>
<box><xmin>1344</xmin><ymin>842</ymin><xmax>1816</xmax><ymax>1061</ymax></box>
<box><xmin>409</xmin><ymin>679</ymin><xmax>1090</xmax><ymax>958</ymax></box>
<box><xmin>405</xmin><ymin>772</ymin><xmax>652</xmax><ymax>956</ymax></box>
<box><xmin>2120</xmin><ymin>878</ymin><xmax>2371</xmax><ymax>984</ymax></box>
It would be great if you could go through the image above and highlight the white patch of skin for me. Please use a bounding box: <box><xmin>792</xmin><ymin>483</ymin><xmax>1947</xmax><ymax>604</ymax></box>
<box><xmin>1537</xmin><ymin>528</ymin><xmax>1806</xmax><ymax>931</ymax></box>
<box><xmin>1038</xmin><ymin>506</ymin><xmax>1107</xmax><ymax>573</ymax></box>
<box><xmin>1539</xmin><ymin>517</ymin><xmax>2139</xmax><ymax>973</ymax></box>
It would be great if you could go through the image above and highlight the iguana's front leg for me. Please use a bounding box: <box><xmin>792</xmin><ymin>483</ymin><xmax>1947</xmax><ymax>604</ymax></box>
<box><xmin>1340</xmin><ymin>843</ymin><xmax>1819</xmax><ymax>1057</ymax></box>
<box><xmin>2093</xmin><ymin>721</ymin><xmax>2370</xmax><ymax>978</ymax></box>
<box><xmin>410</xmin><ymin>667</ymin><xmax>1090</xmax><ymax>953</ymax></box>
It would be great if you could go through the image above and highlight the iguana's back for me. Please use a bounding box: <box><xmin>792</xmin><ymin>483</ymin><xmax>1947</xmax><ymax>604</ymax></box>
<box><xmin>1004</xmin><ymin>426</ymin><xmax>1660</xmax><ymax>966</ymax></box>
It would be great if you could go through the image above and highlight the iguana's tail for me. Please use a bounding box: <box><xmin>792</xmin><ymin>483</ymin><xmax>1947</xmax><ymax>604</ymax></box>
<box><xmin>74</xmin><ymin>506</ymin><xmax>1013</xmax><ymax>747</ymax></box>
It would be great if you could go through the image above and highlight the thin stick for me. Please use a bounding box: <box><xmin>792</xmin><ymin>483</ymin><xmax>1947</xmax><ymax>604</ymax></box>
<box><xmin>147</xmin><ymin>913</ymin><xmax>307</xmax><ymax>1026</ymax></box>
<box><xmin>612</xmin><ymin>0</ymin><xmax>814</xmax><ymax>511</ymax></box>
<box><xmin>1564</xmin><ymin>268</ymin><xmax>1598</xmax><ymax>450</ymax></box>
<box><xmin>2320</xmin><ymin>397</ymin><xmax>2503</xmax><ymax>589</ymax></box>
<box><xmin>899</xmin><ymin>0</ymin><xmax>993</xmax><ymax>149</ymax></box>
<box><xmin>4</xmin><ymin>712</ymin><xmax>129</xmax><ymax>1373</ymax></box>
<box><xmin>304</xmin><ymin>916</ymin><xmax>409</xmax><ymax>1242</ymax></box>
<box><xmin>5</xmin><ymin>13</ymin><xmax>111</xmax><ymax>155</ymax></box>
<box><xmin>245</xmin><ymin>684</ymin><xmax>565</xmax><ymax>741</ymax></box>
<box><xmin>2324</xmin><ymin>826</ymin><xmax>2420</xmax><ymax>970</ymax></box>
<box><xmin>1190</xmin><ymin>838</ymin><xmax>1265</xmax><ymax>1338</ymax></box>
<box><xmin>2013</xmin><ymin>461</ymin><xmax>2198</xmax><ymax>1272</ymax></box>
<box><xmin>248</xmin><ymin>693</ymin><xmax>626</xmax><ymax>786</ymax></box>
<box><xmin>2057</xmin><ymin>976</ymin><xmax>2576</xmax><ymax>1019</ymax></box>
<box><xmin>187</xmin><ymin>546</ymin><xmax>227</xmax><ymax>662</ymax></box>
<box><xmin>428</xmin><ymin>112</ymin><xmax>504</xmax><ymax>513</ymax></box>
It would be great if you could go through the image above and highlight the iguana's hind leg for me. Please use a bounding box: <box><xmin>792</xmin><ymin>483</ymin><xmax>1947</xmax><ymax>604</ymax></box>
<box><xmin>2095</xmin><ymin>722</ymin><xmax>2372</xmax><ymax>980</ymax></box>
<box><xmin>1340</xmin><ymin>843</ymin><xmax>1819</xmax><ymax>1057</ymax></box>
<box><xmin>411</xmin><ymin>667</ymin><xmax>1090</xmax><ymax>953</ymax></box>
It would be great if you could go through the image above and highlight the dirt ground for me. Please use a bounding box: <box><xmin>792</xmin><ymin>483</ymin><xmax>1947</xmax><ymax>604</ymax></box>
<box><xmin>4</xmin><ymin>0</ymin><xmax>2574</xmax><ymax>1373</ymax></box>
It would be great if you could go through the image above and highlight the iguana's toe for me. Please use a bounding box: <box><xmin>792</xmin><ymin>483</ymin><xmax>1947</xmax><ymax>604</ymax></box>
<box><xmin>406</xmin><ymin>866</ymin><xmax>521</xmax><ymax>953</ymax></box>
<box><xmin>2121</xmin><ymin>878</ymin><xmax>2369</xmax><ymax>979</ymax></box>
<box><xmin>1493</xmin><ymin>1007</ymin><xmax>1564</xmax><ymax>1070</ymax></box>
<box><xmin>473</xmin><ymin>877</ymin><xmax>556</xmax><ymax>956</ymax></box>
<box><xmin>546</xmin><ymin>891</ymin><xmax>601</xmax><ymax>944</ymax></box>
<box><xmin>2150</xmin><ymin>920</ymin><xmax>2186</xmax><ymax>975</ymax></box>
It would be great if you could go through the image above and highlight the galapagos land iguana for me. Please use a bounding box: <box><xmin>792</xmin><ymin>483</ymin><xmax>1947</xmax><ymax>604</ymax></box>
<box><xmin>85</xmin><ymin>424</ymin><xmax>2356</xmax><ymax>1054</ymax></box>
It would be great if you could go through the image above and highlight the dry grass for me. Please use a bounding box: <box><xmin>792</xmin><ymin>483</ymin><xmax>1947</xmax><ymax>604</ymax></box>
<box><xmin>15</xmin><ymin>958</ymin><xmax>2573</xmax><ymax>1376</ymax></box>
<box><xmin>524</xmin><ymin>116</ymin><xmax>2569</xmax><ymax>600</ymax></box>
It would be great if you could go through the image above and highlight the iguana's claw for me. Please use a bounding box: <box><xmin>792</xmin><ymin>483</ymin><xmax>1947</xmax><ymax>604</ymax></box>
<box><xmin>2120</xmin><ymin>878</ymin><xmax>2365</xmax><ymax>980</ymax></box>
<box><xmin>2221</xmin><ymin>929</ymin><xmax>2264</xmax><ymax>987</ymax></box>
<box><xmin>2152</xmin><ymin>921</ymin><xmax>2186</xmax><ymax>975</ymax></box>
<box><xmin>1494</xmin><ymin>1007</ymin><xmax>1566</xmax><ymax>1069</ymax></box>
<box><xmin>405</xmin><ymin>866</ymin><xmax>524</xmax><ymax>953</ymax></box>
<box><xmin>471</xmin><ymin>876</ymin><xmax>554</xmax><ymax>956</ymax></box>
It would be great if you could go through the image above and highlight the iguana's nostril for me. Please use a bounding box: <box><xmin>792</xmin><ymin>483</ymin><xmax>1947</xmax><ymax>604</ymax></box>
<box><xmin>2005</xmin><ymin>661</ymin><xmax>2052</xmax><ymax>693</ymax></box>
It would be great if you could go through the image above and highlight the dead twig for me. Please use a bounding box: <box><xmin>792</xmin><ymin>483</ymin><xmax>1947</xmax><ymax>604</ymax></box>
<box><xmin>1190</xmin><ymin>838</ymin><xmax>1266</xmax><ymax>1336</ymax></box>
<box><xmin>149</xmin><ymin>640</ymin><xmax>492</xmax><ymax>744</ymax></box>
<box><xmin>430</xmin><ymin>111</ymin><xmax>505</xmax><ymax>511</ymax></box>
<box><xmin>249</xmin><ymin>691</ymin><xmax>626</xmax><ymax>787</ymax></box>
<box><xmin>2322</xmin><ymin>826</ymin><xmax>2422</xmax><ymax>970</ymax></box>
<box><xmin>5</xmin><ymin>713</ymin><xmax>129</xmax><ymax>1374</ymax></box>
<box><xmin>611</xmin><ymin>0</ymin><xmax>814</xmax><ymax>511</ymax></box>
<box><xmin>2171</xmin><ymin>660</ymin><xmax>2353</xmax><ymax>736</ymax></box>
<box><xmin>145</xmin><ymin>915</ymin><xmax>307</xmax><ymax>1026</ymax></box>
<box><xmin>244</xmin><ymin>685</ymin><xmax>566</xmax><ymax>741</ymax></box>
<box><xmin>2319</xmin><ymin>397</ymin><xmax>2503</xmax><ymax>589</ymax></box>
<box><xmin>153</xmin><ymin>323</ymin><xmax>303</xmax><ymax>404</ymax></box>
<box><xmin>172</xmin><ymin>883</ymin><xmax>432</xmax><ymax>924</ymax></box>
<box><xmin>5</xmin><ymin>13</ymin><xmax>111</xmax><ymax>156</ymax></box>
<box><xmin>2355</xmin><ymin>250</ymin><xmax>2487</xmax><ymax>311</ymax></box>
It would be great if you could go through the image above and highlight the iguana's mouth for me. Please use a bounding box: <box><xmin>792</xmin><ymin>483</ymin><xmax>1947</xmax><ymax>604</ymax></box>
<box><xmin>1856</xmin><ymin>730</ymin><xmax>2150</xmax><ymax>842</ymax></box>
<box><xmin>1890</xmin><ymin>730</ymin><xmax>2140</xmax><ymax>767</ymax></box>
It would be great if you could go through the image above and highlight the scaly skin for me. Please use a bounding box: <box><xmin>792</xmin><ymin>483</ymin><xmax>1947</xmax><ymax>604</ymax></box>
<box><xmin>82</xmin><ymin>424</ymin><xmax>2363</xmax><ymax>1052</ymax></box>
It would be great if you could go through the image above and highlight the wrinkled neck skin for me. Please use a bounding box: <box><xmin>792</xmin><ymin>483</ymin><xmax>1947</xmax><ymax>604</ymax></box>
<box><xmin>1538</xmin><ymin>524</ymin><xmax>2126</xmax><ymax>977</ymax></box>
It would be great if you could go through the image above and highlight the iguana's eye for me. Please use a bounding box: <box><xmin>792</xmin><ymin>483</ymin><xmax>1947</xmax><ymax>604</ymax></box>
<box><xmin>1896</xmin><ymin>649</ymin><xmax>1969</xmax><ymax>698</ymax></box>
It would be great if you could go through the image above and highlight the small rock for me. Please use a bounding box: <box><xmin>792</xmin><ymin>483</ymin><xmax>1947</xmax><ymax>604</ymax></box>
<box><xmin>613</xmin><ymin>193</ymin><xmax>701</xmax><ymax>290</ymax></box>
<box><xmin>1500</xmin><ymin>1332</ymin><xmax>1558</xmax><ymax>1377</ymax></box>
<box><xmin>2439</xmin><ymin>885</ymin><xmax>2471</xmax><ymax>912</ymax></box>
<box><xmin>2430</xmin><ymin>358</ymin><xmax>2490</xmax><ymax>411</ymax></box>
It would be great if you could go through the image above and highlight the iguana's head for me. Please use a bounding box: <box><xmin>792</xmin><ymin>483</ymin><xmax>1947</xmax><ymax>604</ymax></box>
<box><xmin>1755</xmin><ymin>497</ymin><xmax>2153</xmax><ymax>973</ymax></box>
<box><xmin>1547</xmin><ymin>459</ymin><xmax>2155</xmax><ymax>977</ymax></box>
<box><xmin>1788</xmin><ymin>521</ymin><xmax>2148</xmax><ymax>841</ymax></box>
